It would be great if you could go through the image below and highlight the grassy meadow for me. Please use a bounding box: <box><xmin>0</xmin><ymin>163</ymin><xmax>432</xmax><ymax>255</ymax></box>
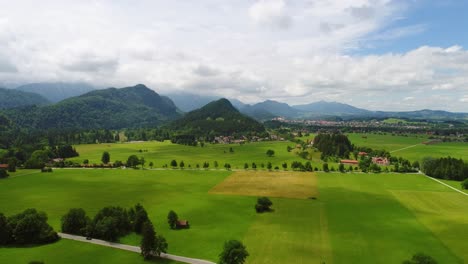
<box><xmin>1</xmin><ymin>168</ymin><xmax>467</xmax><ymax>263</ymax></box>
<box><xmin>70</xmin><ymin>140</ymin><xmax>324</xmax><ymax>169</ymax></box>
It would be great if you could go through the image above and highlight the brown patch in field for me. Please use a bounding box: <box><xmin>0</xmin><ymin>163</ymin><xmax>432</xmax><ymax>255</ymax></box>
<box><xmin>209</xmin><ymin>171</ymin><xmax>318</xmax><ymax>199</ymax></box>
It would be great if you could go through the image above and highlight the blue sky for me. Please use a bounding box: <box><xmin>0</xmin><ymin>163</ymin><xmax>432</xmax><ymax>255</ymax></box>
<box><xmin>0</xmin><ymin>0</ymin><xmax>467</xmax><ymax>111</ymax></box>
<box><xmin>362</xmin><ymin>1</ymin><xmax>468</xmax><ymax>55</ymax></box>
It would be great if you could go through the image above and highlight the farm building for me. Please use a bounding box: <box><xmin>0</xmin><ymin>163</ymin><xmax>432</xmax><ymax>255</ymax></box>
<box><xmin>372</xmin><ymin>157</ymin><xmax>390</xmax><ymax>166</ymax></box>
<box><xmin>176</xmin><ymin>220</ymin><xmax>190</xmax><ymax>229</ymax></box>
<box><xmin>0</xmin><ymin>164</ymin><xmax>8</xmax><ymax>169</ymax></box>
<box><xmin>340</xmin><ymin>160</ymin><xmax>359</xmax><ymax>165</ymax></box>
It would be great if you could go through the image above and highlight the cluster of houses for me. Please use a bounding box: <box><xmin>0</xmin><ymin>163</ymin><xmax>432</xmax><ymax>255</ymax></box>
<box><xmin>213</xmin><ymin>135</ymin><xmax>284</xmax><ymax>144</ymax></box>
<box><xmin>340</xmin><ymin>151</ymin><xmax>390</xmax><ymax>166</ymax></box>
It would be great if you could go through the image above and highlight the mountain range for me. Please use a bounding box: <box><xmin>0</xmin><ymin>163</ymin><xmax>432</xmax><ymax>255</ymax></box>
<box><xmin>2</xmin><ymin>84</ymin><xmax>181</xmax><ymax>130</ymax></box>
<box><xmin>16</xmin><ymin>82</ymin><xmax>95</xmax><ymax>103</ymax></box>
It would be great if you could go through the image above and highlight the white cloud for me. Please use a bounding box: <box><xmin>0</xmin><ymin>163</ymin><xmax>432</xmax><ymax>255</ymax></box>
<box><xmin>0</xmin><ymin>1</ymin><xmax>466</xmax><ymax>111</ymax></box>
<box><xmin>248</xmin><ymin>0</ymin><xmax>291</xmax><ymax>29</ymax></box>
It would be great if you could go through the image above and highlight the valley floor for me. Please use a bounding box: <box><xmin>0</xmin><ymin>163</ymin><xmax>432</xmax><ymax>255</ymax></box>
<box><xmin>0</xmin><ymin>169</ymin><xmax>466</xmax><ymax>263</ymax></box>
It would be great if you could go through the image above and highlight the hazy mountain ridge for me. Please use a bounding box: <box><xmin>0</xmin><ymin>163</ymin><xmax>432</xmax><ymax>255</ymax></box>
<box><xmin>0</xmin><ymin>87</ymin><xmax>50</xmax><ymax>109</ymax></box>
<box><xmin>16</xmin><ymin>82</ymin><xmax>95</xmax><ymax>103</ymax></box>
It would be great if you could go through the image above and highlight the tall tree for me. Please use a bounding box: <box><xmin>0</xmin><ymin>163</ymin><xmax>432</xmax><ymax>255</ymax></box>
<box><xmin>167</xmin><ymin>210</ymin><xmax>178</xmax><ymax>229</ymax></box>
<box><xmin>101</xmin><ymin>151</ymin><xmax>110</xmax><ymax>164</ymax></box>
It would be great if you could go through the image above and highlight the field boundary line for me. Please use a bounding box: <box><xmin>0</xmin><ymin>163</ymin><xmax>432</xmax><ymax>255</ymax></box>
<box><xmin>423</xmin><ymin>175</ymin><xmax>468</xmax><ymax>196</ymax></box>
<box><xmin>58</xmin><ymin>233</ymin><xmax>215</xmax><ymax>264</ymax></box>
<box><xmin>390</xmin><ymin>144</ymin><xmax>420</xmax><ymax>153</ymax></box>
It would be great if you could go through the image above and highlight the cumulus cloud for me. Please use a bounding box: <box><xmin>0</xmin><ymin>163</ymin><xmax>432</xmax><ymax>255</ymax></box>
<box><xmin>0</xmin><ymin>1</ymin><xmax>466</xmax><ymax>111</ymax></box>
<box><xmin>248</xmin><ymin>0</ymin><xmax>291</xmax><ymax>29</ymax></box>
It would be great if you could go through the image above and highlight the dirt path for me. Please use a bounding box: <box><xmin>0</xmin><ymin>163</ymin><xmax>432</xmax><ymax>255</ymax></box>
<box><xmin>390</xmin><ymin>144</ymin><xmax>420</xmax><ymax>153</ymax></box>
<box><xmin>58</xmin><ymin>233</ymin><xmax>215</xmax><ymax>264</ymax></box>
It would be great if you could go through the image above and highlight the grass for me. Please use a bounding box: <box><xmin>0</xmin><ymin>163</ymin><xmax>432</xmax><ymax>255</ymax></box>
<box><xmin>440</xmin><ymin>179</ymin><xmax>468</xmax><ymax>194</ymax></box>
<box><xmin>0</xmin><ymin>169</ymin><xmax>256</xmax><ymax>261</ymax></box>
<box><xmin>209</xmin><ymin>170</ymin><xmax>318</xmax><ymax>199</ymax></box>
<box><xmin>318</xmin><ymin>172</ymin><xmax>467</xmax><ymax>263</ymax></box>
<box><xmin>346</xmin><ymin>133</ymin><xmax>428</xmax><ymax>152</ymax></box>
<box><xmin>391</xmin><ymin>142</ymin><xmax>468</xmax><ymax>161</ymax></box>
<box><xmin>70</xmin><ymin>140</ymin><xmax>316</xmax><ymax>169</ymax></box>
<box><xmin>1</xmin><ymin>168</ymin><xmax>467</xmax><ymax>263</ymax></box>
<box><xmin>0</xmin><ymin>239</ymin><xmax>179</xmax><ymax>264</ymax></box>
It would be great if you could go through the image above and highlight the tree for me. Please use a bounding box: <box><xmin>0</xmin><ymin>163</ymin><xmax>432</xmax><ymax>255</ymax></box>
<box><xmin>266</xmin><ymin>149</ymin><xmax>275</xmax><ymax>157</ymax></box>
<box><xmin>323</xmin><ymin>163</ymin><xmax>329</xmax><ymax>172</ymax></box>
<box><xmin>255</xmin><ymin>197</ymin><xmax>273</xmax><ymax>213</ymax></box>
<box><xmin>170</xmin><ymin>160</ymin><xmax>178</xmax><ymax>168</ymax></box>
<box><xmin>219</xmin><ymin>240</ymin><xmax>249</xmax><ymax>264</ymax></box>
<box><xmin>0</xmin><ymin>213</ymin><xmax>10</xmax><ymax>245</ymax></box>
<box><xmin>126</xmin><ymin>155</ymin><xmax>140</xmax><ymax>168</ymax></box>
<box><xmin>167</xmin><ymin>210</ymin><xmax>178</xmax><ymax>229</ymax></box>
<box><xmin>224</xmin><ymin>163</ymin><xmax>231</xmax><ymax>170</ymax></box>
<box><xmin>0</xmin><ymin>169</ymin><xmax>9</xmax><ymax>179</ymax></box>
<box><xmin>101</xmin><ymin>151</ymin><xmax>110</xmax><ymax>164</ymax></box>
<box><xmin>141</xmin><ymin>221</ymin><xmax>167</xmax><ymax>259</ymax></box>
<box><xmin>140</xmin><ymin>157</ymin><xmax>145</xmax><ymax>168</ymax></box>
<box><xmin>402</xmin><ymin>253</ymin><xmax>438</xmax><ymax>264</ymax></box>
<box><xmin>461</xmin><ymin>178</ymin><xmax>468</xmax><ymax>190</ymax></box>
<box><xmin>61</xmin><ymin>208</ymin><xmax>89</xmax><ymax>235</ymax></box>
<box><xmin>140</xmin><ymin>221</ymin><xmax>156</xmax><ymax>260</ymax></box>
<box><xmin>267</xmin><ymin>162</ymin><xmax>272</xmax><ymax>170</ymax></box>
<box><xmin>7</xmin><ymin>158</ymin><xmax>16</xmax><ymax>172</ymax></box>
<box><xmin>7</xmin><ymin>209</ymin><xmax>58</xmax><ymax>244</ymax></box>
<box><xmin>244</xmin><ymin>163</ymin><xmax>249</xmax><ymax>170</ymax></box>
<box><xmin>339</xmin><ymin>163</ymin><xmax>345</xmax><ymax>173</ymax></box>
<box><xmin>252</xmin><ymin>162</ymin><xmax>257</xmax><ymax>169</ymax></box>
<box><xmin>149</xmin><ymin>161</ymin><xmax>154</xmax><ymax>169</ymax></box>
<box><xmin>132</xmin><ymin>204</ymin><xmax>149</xmax><ymax>234</ymax></box>
<box><xmin>83</xmin><ymin>159</ymin><xmax>89</xmax><ymax>165</ymax></box>
<box><xmin>282</xmin><ymin>162</ymin><xmax>287</xmax><ymax>170</ymax></box>
<box><xmin>214</xmin><ymin>161</ymin><xmax>219</xmax><ymax>169</ymax></box>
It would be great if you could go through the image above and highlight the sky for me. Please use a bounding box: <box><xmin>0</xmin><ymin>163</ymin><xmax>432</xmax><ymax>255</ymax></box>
<box><xmin>0</xmin><ymin>0</ymin><xmax>467</xmax><ymax>112</ymax></box>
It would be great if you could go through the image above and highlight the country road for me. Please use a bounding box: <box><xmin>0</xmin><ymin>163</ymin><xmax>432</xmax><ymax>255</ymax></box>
<box><xmin>58</xmin><ymin>233</ymin><xmax>216</xmax><ymax>264</ymax></box>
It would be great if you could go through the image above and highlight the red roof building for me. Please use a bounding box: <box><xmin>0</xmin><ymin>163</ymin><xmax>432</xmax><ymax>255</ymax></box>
<box><xmin>358</xmin><ymin>152</ymin><xmax>368</xmax><ymax>156</ymax></box>
<box><xmin>0</xmin><ymin>164</ymin><xmax>8</xmax><ymax>169</ymax></box>
<box><xmin>340</xmin><ymin>160</ymin><xmax>359</xmax><ymax>165</ymax></box>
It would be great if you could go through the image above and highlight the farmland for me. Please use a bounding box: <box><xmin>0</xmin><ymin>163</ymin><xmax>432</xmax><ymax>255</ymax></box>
<box><xmin>1</xmin><ymin>168</ymin><xmax>467</xmax><ymax>263</ymax></box>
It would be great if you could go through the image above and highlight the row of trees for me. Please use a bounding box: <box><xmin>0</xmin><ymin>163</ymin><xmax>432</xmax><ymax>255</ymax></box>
<box><xmin>422</xmin><ymin>157</ymin><xmax>468</xmax><ymax>181</ymax></box>
<box><xmin>61</xmin><ymin>204</ymin><xmax>153</xmax><ymax>241</ymax></box>
<box><xmin>0</xmin><ymin>209</ymin><xmax>59</xmax><ymax>245</ymax></box>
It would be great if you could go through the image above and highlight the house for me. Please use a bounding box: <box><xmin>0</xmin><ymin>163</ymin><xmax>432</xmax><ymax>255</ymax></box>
<box><xmin>0</xmin><ymin>164</ymin><xmax>8</xmax><ymax>169</ymax></box>
<box><xmin>372</xmin><ymin>157</ymin><xmax>390</xmax><ymax>166</ymax></box>
<box><xmin>176</xmin><ymin>220</ymin><xmax>190</xmax><ymax>229</ymax></box>
<box><xmin>340</xmin><ymin>160</ymin><xmax>359</xmax><ymax>165</ymax></box>
<box><xmin>358</xmin><ymin>152</ymin><xmax>368</xmax><ymax>156</ymax></box>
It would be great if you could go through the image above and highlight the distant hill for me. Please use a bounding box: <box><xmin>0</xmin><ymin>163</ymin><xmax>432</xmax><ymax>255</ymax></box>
<box><xmin>373</xmin><ymin>109</ymin><xmax>468</xmax><ymax>120</ymax></box>
<box><xmin>241</xmin><ymin>100</ymin><xmax>300</xmax><ymax>119</ymax></box>
<box><xmin>168</xmin><ymin>98</ymin><xmax>265</xmax><ymax>136</ymax></box>
<box><xmin>0</xmin><ymin>87</ymin><xmax>50</xmax><ymax>109</ymax></box>
<box><xmin>166</xmin><ymin>93</ymin><xmax>247</xmax><ymax>112</ymax></box>
<box><xmin>16</xmin><ymin>82</ymin><xmax>95</xmax><ymax>103</ymax></box>
<box><xmin>4</xmin><ymin>84</ymin><xmax>181</xmax><ymax>130</ymax></box>
<box><xmin>293</xmin><ymin>101</ymin><xmax>371</xmax><ymax>116</ymax></box>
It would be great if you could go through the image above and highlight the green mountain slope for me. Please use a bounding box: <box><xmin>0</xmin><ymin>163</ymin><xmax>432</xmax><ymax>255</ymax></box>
<box><xmin>168</xmin><ymin>98</ymin><xmax>265</xmax><ymax>136</ymax></box>
<box><xmin>0</xmin><ymin>87</ymin><xmax>50</xmax><ymax>109</ymax></box>
<box><xmin>3</xmin><ymin>84</ymin><xmax>180</xmax><ymax>130</ymax></box>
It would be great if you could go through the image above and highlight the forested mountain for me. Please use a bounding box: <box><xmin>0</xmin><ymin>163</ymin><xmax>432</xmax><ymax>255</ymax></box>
<box><xmin>16</xmin><ymin>82</ymin><xmax>95</xmax><ymax>103</ymax></box>
<box><xmin>166</xmin><ymin>92</ymin><xmax>247</xmax><ymax>112</ymax></box>
<box><xmin>241</xmin><ymin>100</ymin><xmax>300</xmax><ymax>119</ymax></box>
<box><xmin>168</xmin><ymin>98</ymin><xmax>265</xmax><ymax>136</ymax></box>
<box><xmin>0</xmin><ymin>87</ymin><xmax>50</xmax><ymax>109</ymax></box>
<box><xmin>2</xmin><ymin>84</ymin><xmax>181</xmax><ymax>130</ymax></box>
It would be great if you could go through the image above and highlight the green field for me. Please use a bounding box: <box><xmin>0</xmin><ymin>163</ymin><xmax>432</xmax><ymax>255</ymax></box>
<box><xmin>70</xmin><ymin>140</ymin><xmax>325</xmax><ymax>169</ymax></box>
<box><xmin>1</xmin><ymin>168</ymin><xmax>467</xmax><ymax>263</ymax></box>
<box><xmin>347</xmin><ymin>133</ymin><xmax>428</xmax><ymax>152</ymax></box>
<box><xmin>0</xmin><ymin>239</ymin><xmax>179</xmax><ymax>264</ymax></box>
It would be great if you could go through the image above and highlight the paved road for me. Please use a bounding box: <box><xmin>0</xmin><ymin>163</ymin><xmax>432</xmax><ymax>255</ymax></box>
<box><xmin>58</xmin><ymin>233</ymin><xmax>215</xmax><ymax>264</ymax></box>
